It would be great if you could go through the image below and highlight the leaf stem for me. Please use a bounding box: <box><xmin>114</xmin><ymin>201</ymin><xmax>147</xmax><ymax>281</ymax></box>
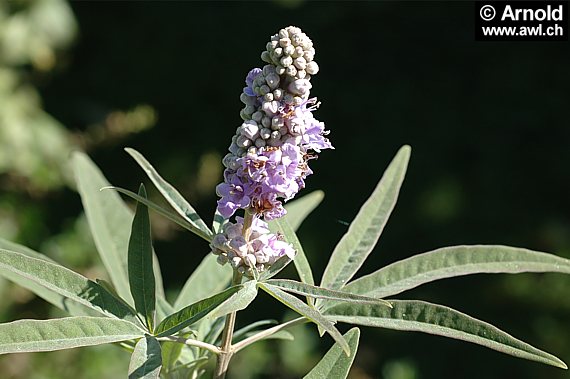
<box><xmin>213</xmin><ymin>268</ymin><xmax>244</xmax><ymax>379</ymax></box>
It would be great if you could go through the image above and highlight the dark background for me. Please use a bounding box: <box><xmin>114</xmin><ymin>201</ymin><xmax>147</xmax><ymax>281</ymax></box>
<box><xmin>1</xmin><ymin>1</ymin><xmax>569</xmax><ymax>378</ymax></box>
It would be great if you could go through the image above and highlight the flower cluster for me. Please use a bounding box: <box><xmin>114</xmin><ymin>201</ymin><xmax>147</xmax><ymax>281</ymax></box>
<box><xmin>211</xmin><ymin>217</ymin><xmax>295</xmax><ymax>275</ymax></box>
<box><xmin>217</xmin><ymin>26</ymin><xmax>332</xmax><ymax>220</ymax></box>
<box><xmin>213</xmin><ymin>26</ymin><xmax>332</xmax><ymax>276</ymax></box>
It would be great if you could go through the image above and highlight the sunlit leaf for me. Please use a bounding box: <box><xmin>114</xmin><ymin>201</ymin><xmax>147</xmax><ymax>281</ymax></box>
<box><xmin>340</xmin><ymin>245</ymin><xmax>570</xmax><ymax>301</ymax></box>
<box><xmin>284</xmin><ymin>190</ymin><xmax>325</xmax><ymax>231</ymax></box>
<box><xmin>259</xmin><ymin>283</ymin><xmax>349</xmax><ymax>355</ymax></box>
<box><xmin>303</xmin><ymin>328</ymin><xmax>360</xmax><ymax>379</ymax></box>
<box><xmin>125</xmin><ymin>148</ymin><xmax>212</xmax><ymax>242</ymax></box>
<box><xmin>128</xmin><ymin>336</ymin><xmax>162</xmax><ymax>379</ymax></box>
<box><xmin>128</xmin><ymin>184</ymin><xmax>156</xmax><ymax>331</ymax></box>
<box><xmin>319</xmin><ymin>145</ymin><xmax>410</xmax><ymax>292</ymax></box>
<box><xmin>155</xmin><ymin>285</ymin><xmax>242</xmax><ymax>337</ymax></box>
<box><xmin>0</xmin><ymin>248</ymin><xmax>141</xmax><ymax>326</ymax></box>
<box><xmin>0</xmin><ymin>317</ymin><xmax>144</xmax><ymax>355</ymax></box>
<box><xmin>325</xmin><ymin>300</ymin><xmax>567</xmax><ymax>369</ymax></box>
<box><xmin>207</xmin><ymin>280</ymin><xmax>258</xmax><ymax>320</ymax></box>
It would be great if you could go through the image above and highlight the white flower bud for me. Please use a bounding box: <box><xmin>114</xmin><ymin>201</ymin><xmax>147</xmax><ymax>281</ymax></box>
<box><xmin>294</xmin><ymin>96</ymin><xmax>303</xmax><ymax>106</ymax></box>
<box><xmin>292</xmin><ymin>46</ymin><xmax>304</xmax><ymax>58</ymax></box>
<box><xmin>279</xmin><ymin>38</ymin><xmax>291</xmax><ymax>48</ymax></box>
<box><xmin>285</xmin><ymin>65</ymin><xmax>297</xmax><ymax>77</ymax></box>
<box><xmin>294</xmin><ymin>56</ymin><xmax>306</xmax><ymax>70</ymax></box>
<box><xmin>262</xmin><ymin>100</ymin><xmax>279</xmax><ymax>115</ymax></box>
<box><xmin>270</xmin><ymin>40</ymin><xmax>279</xmax><ymax>49</ymax></box>
<box><xmin>304</xmin><ymin>47</ymin><xmax>315</xmax><ymax>61</ymax></box>
<box><xmin>263</xmin><ymin>65</ymin><xmax>276</xmax><ymax>75</ymax></box>
<box><xmin>263</xmin><ymin>93</ymin><xmax>274</xmax><ymax>102</ymax></box>
<box><xmin>236</xmin><ymin>135</ymin><xmax>252</xmax><ymax>148</ymax></box>
<box><xmin>301</xmin><ymin>39</ymin><xmax>312</xmax><ymax>50</ymax></box>
<box><xmin>280</xmin><ymin>56</ymin><xmax>293</xmax><ymax>67</ymax></box>
<box><xmin>252</xmin><ymin>111</ymin><xmax>263</xmax><ymax>123</ymax></box>
<box><xmin>241</xmin><ymin>120</ymin><xmax>259</xmax><ymax>139</ymax></box>
<box><xmin>275</xmin><ymin>65</ymin><xmax>286</xmax><ymax>75</ymax></box>
<box><xmin>283</xmin><ymin>93</ymin><xmax>294</xmax><ymax>105</ymax></box>
<box><xmin>245</xmin><ymin>254</ymin><xmax>257</xmax><ymax>267</ymax></box>
<box><xmin>247</xmin><ymin>146</ymin><xmax>256</xmax><ymax>155</ymax></box>
<box><xmin>288</xmin><ymin>79</ymin><xmax>312</xmax><ymax>96</ymax></box>
<box><xmin>291</xmin><ymin>33</ymin><xmax>303</xmax><ymax>47</ymax></box>
<box><xmin>261</xmin><ymin>51</ymin><xmax>271</xmax><ymax>63</ymax></box>
<box><xmin>284</xmin><ymin>45</ymin><xmax>295</xmax><ymax>56</ymax></box>
<box><xmin>273</xmin><ymin>88</ymin><xmax>283</xmax><ymax>100</ymax></box>
<box><xmin>296</xmin><ymin>69</ymin><xmax>307</xmax><ymax>79</ymax></box>
<box><xmin>274</xmin><ymin>47</ymin><xmax>283</xmax><ymax>57</ymax></box>
<box><xmin>260</xmin><ymin>128</ymin><xmax>271</xmax><ymax>140</ymax></box>
<box><xmin>231</xmin><ymin>256</ymin><xmax>242</xmax><ymax>268</ymax></box>
<box><xmin>271</xmin><ymin>116</ymin><xmax>284</xmax><ymax>130</ymax></box>
<box><xmin>261</xmin><ymin>116</ymin><xmax>271</xmax><ymax>128</ymax></box>
<box><xmin>306</xmin><ymin>61</ymin><xmax>319</xmax><ymax>75</ymax></box>
<box><xmin>279</xmin><ymin>29</ymin><xmax>288</xmax><ymax>39</ymax></box>
<box><xmin>265</xmin><ymin>73</ymin><xmax>280</xmax><ymax>90</ymax></box>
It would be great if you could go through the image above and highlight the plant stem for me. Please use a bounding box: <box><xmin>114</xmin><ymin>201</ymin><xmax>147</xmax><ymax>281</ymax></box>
<box><xmin>213</xmin><ymin>265</ymin><xmax>245</xmax><ymax>378</ymax></box>
<box><xmin>233</xmin><ymin>317</ymin><xmax>307</xmax><ymax>353</ymax></box>
<box><xmin>156</xmin><ymin>336</ymin><xmax>221</xmax><ymax>355</ymax></box>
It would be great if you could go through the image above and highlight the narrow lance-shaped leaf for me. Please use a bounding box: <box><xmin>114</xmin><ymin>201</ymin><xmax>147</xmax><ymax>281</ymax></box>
<box><xmin>72</xmin><ymin>152</ymin><xmax>166</xmax><ymax>306</ymax></box>
<box><xmin>129</xmin><ymin>336</ymin><xmax>162</xmax><ymax>379</ymax></box>
<box><xmin>125</xmin><ymin>148</ymin><xmax>212</xmax><ymax>242</ymax></box>
<box><xmin>0</xmin><ymin>317</ymin><xmax>144</xmax><ymax>355</ymax></box>
<box><xmin>0</xmin><ymin>239</ymin><xmax>96</xmax><ymax>317</ymax></box>
<box><xmin>128</xmin><ymin>184</ymin><xmax>156</xmax><ymax>332</ymax></box>
<box><xmin>259</xmin><ymin>283</ymin><xmax>350</xmax><ymax>356</ymax></box>
<box><xmin>0</xmin><ymin>248</ymin><xmax>141</xmax><ymax>326</ymax></box>
<box><xmin>258</xmin><ymin>255</ymin><xmax>294</xmax><ymax>281</ymax></box>
<box><xmin>320</xmin><ymin>145</ymin><xmax>410</xmax><ymax>292</ymax></box>
<box><xmin>174</xmin><ymin>253</ymin><xmax>232</xmax><ymax>311</ymax></box>
<box><xmin>284</xmin><ymin>190</ymin><xmax>325</xmax><ymax>231</ymax></box>
<box><xmin>341</xmin><ymin>245</ymin><xmax>570</xmax><ymax>301</ymax></box>
<box><xmin>207</xmin><ymin>280</ymin><xmax>258</xmax><ymax>320</ymax></box>
<box><xmin>325</xmin><ymin>301</ymin><xmax>567</xmax><ymax>369</ymax></box>
<box><xmin>266</xmin><ymin>279</ymin><xmax>392</xmax><ymax>308</ymax></box>
<box><xmin>303</xmin><ymin>328</ymin><xmax>360</xmax><ymax>379</ymax></box>
<box><xmin>212</xmin><ymin>208</ymin><xmax>227</xmax><ymax>234</ymax></box>
<box><xmin>103</xmin><ymin>186</ymin><xmax>205</xmax><ymax>237</ymax></box>
<box><xmin>269</xmin><ymin>217</ymin><xmax>315</xmax><ymax>287</ymax></box>
<box><xmin>155</xmin><ymin>285</ymin><xmax>242</xmax><ymax>337</ymax></box>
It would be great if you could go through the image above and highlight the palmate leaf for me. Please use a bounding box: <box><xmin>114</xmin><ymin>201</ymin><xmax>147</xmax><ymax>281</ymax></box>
<box><xmin>303</xmin><ymin>328</ymin><xmax>360</xmax><ymax>379</ymax></box>
<box><xmin>155</xmin><ymin>285</ymin><xmax>242</xmax><ymax>337</ymax></box>
<box><xmin>325</xmin><ymin>301</ymin><xmax>567</xmax><ymax>369</ymax></box>
<box><xmin>266</xmin><ymin>279</ymin><xmax>392</xmax><ymax>308</ymax></box>
<box><xmin>125</xmin><ymin>148</ymin><xmax>212</xmax><ymax>242</ymax></box>
<box><xmin>0</xmin><ymin>248</ymin><xmax>141</xmax><ymax>327</ymax></box>
<box><xmin>339</xmin><ymin>245</ymin><xmax>570</xmax><ymax>302</ymax></box>
<box><xmin>128</xmin><ymin>184</ymin><xmax>156</xmax><ymax>331</ymax></box>
<box><xmin>259</xmin><ymin>283</ymin><xmax>350</xmax><ymax>355</ymax></box>
<box><xmin>129</xmin><ymin>336</ymin><xmax>162</xmax><ymax>379</ymax></box>
<box><xmin>0</xmin><ymin>239</ymin><xmax>96</xmax><ymax>317</ymax></box>
<box><xmin>0</xmin><ymin>317</ymin><xmax>144</xmax><ymax>355</ymax></box>
<box><xmin>269</xmin><ymin>217</ymin><xmax>314</xmax><ymax>287</ymax></box>
<box><xmin>319</xmin><ymin>145</ymin><xmax>410</xmax><ymax>293</ymax></box>
<box><xmin>72</xmin><ymin>152</ymin><xmax>165</xmax><ymax>307</ymax></box>
<box><xmin>284</xmin><ymin>190</ymin><xmax>325</xmax><ymax>231</ymax></box>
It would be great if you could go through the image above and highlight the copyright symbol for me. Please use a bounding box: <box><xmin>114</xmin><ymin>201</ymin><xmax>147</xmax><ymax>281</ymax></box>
<box><xmin>480</xmin><ymin>5</ymin><xmax>496</xmax><ymax>21</ymax></box>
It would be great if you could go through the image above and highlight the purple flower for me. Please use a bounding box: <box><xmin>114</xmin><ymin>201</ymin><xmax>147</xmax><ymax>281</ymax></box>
<box><xmin>243</xmin><ymin>68</ymin><xmax>262</xmax><ymax>97</ymax></box>
<box><xmin>216</xmin><ymin>173</ymin><xmax>252</xmax><ymax>218</ymax></box>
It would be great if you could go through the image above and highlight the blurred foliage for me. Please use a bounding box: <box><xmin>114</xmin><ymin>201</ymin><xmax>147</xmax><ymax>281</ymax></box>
<box><xmin>0</xmin><ymin>1</ymin><xmax>569</xmax><ymax>378</ymax></box>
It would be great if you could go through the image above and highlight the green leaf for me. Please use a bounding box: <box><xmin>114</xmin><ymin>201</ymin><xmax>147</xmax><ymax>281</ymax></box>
<box><xmin>341</xmin><ymin>245</ymin><xmax>570</xmax><ymax>301</ymax></box>
<box><xmin>72</xmin><ymin>152</ymin><xmax>166</xmax><ymax>306</ymax></box>
<box><xmin>0</xmin><ymin>239</ymin><xmax>96</xmax><ymax>317</ymax></box>
<box><xmin>269</xmin><ymin>217</ymin><xmax>314</xmax><ymax>287</ymax></box>
<box><xmin>258</xmin><ymin>255</ymin><xmax>293</xmax><ymax>281</ymax></box>
<box><xmin>207</xmin><ymin>280</ymin><xmax>258</xmax><ymax>319</ymax></box>
<box><xmin>303</xmin><ymin>328</ymin><xmax>360</xmax><ymax>379</ymax></box>
<box><xmin>103</xmin><ymin>186</ymin><xmax>207</xmax><ymax>237</ymax></box>
<box><xmin>284</xmin><ymin>190</ymin><xmax>325</xmax><ymax>231</ymax></box>
<box><xmin>325</xmin><ymin>300</ymin><xmax>567</xmax><ymax>369</ymax></box>
<box><xmin>266</xmin><ymin>279</ymin><xmax>392</xmax><ymax>308</ymax></box>
<box><xmin>128</xmin><ymin>184</ymin><xmax>157</xmax><ymax>332</ymax></box>
<box><xmin>0</xmin><ymin>248</ymin><xmax>141</xmax><ymax>326</ymax></box>
<box><xmin>259</xmin><ymin>283</ymin><xmax>350</xmax><ymax>356</ymax></box>
<box><xmin>155</xmin><ymin>285</ymin><xmax>242</xmax><ymax>337</ymax></box>
<box><xmin>320</xmin><ymin>145</ymin><xmax>410</xmax><ymax>292</ymax></box>
<box><xmin>128</xmin><ymin>336</ymin><xmax>162</xmax><ymax>379</ymax></box>
<box><xmin>174</xmin><ymin>253</ymin><xmax>232</xmax><ymax>311</ymax></box>
<box><xmin>212</xmin><ymin>209</ymin><xmax>227</xmax><ymax>234</ymax></box>
<box><xmin>125</xmin><ymin>148</ymin><xmax>212</xmax><ymax>242</ymax></box>
<box><xmin>0</xmin><ymin>316</ymin><xmax>144</xmax><ymax>355</ymax></box>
